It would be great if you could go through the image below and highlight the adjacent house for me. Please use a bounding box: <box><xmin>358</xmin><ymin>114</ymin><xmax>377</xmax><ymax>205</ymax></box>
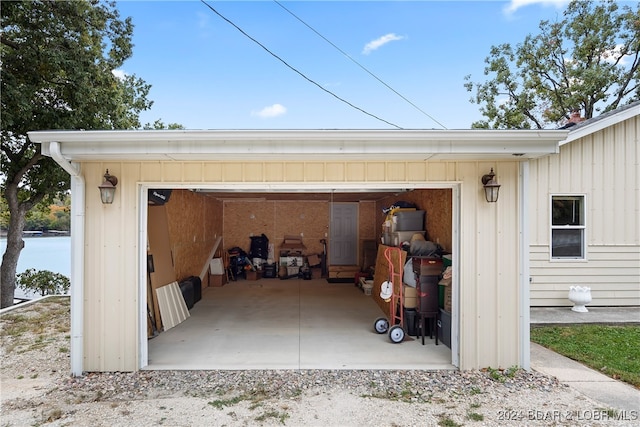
<box><xmin>29</xmin><ymin>129</ymin><xmax>568</xmax><ymax>376</ymax></box>
<box><xmin>529</xmin><ymin>102</ymin><xmax>640</xmax><ymax>307</ymax></box>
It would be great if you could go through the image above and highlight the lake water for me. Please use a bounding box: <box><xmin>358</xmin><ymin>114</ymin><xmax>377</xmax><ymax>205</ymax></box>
<box><xmin>0</xmin><ymin>236</ymin><xmax>71</xmax><ymax>299</ymax></box>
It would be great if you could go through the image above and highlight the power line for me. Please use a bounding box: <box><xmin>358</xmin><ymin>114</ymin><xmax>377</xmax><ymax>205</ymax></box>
<box><xmin>274</xmin><ymin>0</ymin><xmax>447</xmax><ymax>130</ymax></box>
<box><xmin>200</xmin><ymin>0</ymin><xmax>402</xmax><ymax>129</ymax></box>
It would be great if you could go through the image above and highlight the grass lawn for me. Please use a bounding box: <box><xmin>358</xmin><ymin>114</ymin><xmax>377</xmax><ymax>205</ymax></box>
<box><xmin>530</xmin><ymin>324</ymin><xmax>640</xmax><ymax>389</ymax></box>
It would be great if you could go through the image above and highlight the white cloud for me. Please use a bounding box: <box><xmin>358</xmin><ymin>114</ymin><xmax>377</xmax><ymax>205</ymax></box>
<box><xmin>601</xmin><ymin>44</ymin><xmax>629</xmax><ymax>66</ymax></box>
<box><xmin>503</xmin><ymin>0</ymin><xmax>568</xmax><ymax>16</ymax></box>
<box><xmin>252</xmin><ymin>104</ymin><xmax>287</xmax><ymax>118</ymax></box>
<box><xmin>112</xmin><ymin>69</ymin><xmax>127</xmax><ymax>80</ymax></box>
<box><xmin>362</xmin><ymin>33</ymin><xmax>405</xmax><ymax>55</ymax></box>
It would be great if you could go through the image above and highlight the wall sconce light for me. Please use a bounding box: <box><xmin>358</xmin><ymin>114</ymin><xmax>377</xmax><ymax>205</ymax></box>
<box><xmin>99</xmin><ymin>169</ymin><xmax>118</xmax><ymax>204</ymax></box>
<box><xmin>481</xmin><ymin>168</ymin><xmax>501</xmax><ymax>203</ymax></box>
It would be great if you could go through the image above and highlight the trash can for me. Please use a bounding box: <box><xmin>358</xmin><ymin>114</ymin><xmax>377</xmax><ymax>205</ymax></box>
<box><xmin>404</xmin><ymin>308</ymin><xmax>418</xmax><ymax>336</ymax></box>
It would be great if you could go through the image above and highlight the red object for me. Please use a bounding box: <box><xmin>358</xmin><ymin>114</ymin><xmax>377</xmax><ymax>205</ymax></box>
<box><xmin>384</xmin><ymin>246</ymin><xmax>404</xmax><ymax>331</ymax></box>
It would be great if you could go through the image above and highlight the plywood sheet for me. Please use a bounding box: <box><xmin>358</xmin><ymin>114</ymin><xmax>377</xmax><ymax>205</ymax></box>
<box><xmin>156</xmin><ymin>281</ymin><xmax>190</xmax><ymax>331</ymax></box>
<box><xmin>148</xmin><ymin>205</ymin><xmax>177</xmax><ymax>331</ymax></box>
<box><xmin>165</xmin><ymin>189</ymin><xmax>223</xmax><ymax>281</ymax></box>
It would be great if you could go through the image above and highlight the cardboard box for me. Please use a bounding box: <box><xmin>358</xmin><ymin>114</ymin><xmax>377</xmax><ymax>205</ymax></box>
<box><xmin>280</xmin><ymin>235</ymin><xmax>307</xmax><ymax>252</ymax></box>
<box><xmin>246</xmin><ymin>270</ymin><xmax>261</xmax><ymax>281</ymax></box>
<box><xmin>209</xmin><ymin>274</ymin><xmax>226</xmax><ymax>287</ymax></box>
<box><xmin>403</xmin><ymin>284</ymin><xmax>418</xmax><ymax>309</ymax></box>
<box><xmin>311</xmin><ymin>267</ymin><xmax>322</xmax><ymax>279</ymax></box>
<box><xmin>439</xmin><ymin>277</ymin><xmax>452</xmax><ymax>312</ymax></box>
<box><xmin>280</xmin><ymin>256</ymin><xmax>303</xmax><ymax>267</ymax></box>
<box><xmin>307</xmin><ymin>254</ymin><xmax>321</xmax><ymax>267</ymax></box>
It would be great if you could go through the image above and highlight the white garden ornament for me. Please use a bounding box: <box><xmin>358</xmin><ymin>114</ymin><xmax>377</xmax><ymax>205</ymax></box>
<box><xmin>568</xmin><ymin>285</ymin><xmax>592</xmax><ymax>312</ymax></box>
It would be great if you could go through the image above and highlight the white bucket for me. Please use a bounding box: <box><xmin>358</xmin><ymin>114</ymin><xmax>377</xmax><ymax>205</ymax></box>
<box><xmin>362</xmin><ymin>280</ymin><xmax>373</xmax><ymax>296</ymax></box>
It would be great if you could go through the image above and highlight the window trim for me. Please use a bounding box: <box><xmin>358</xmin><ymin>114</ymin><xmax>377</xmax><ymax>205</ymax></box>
<box><xmin>549</xmin><ymin>193</ymin><xmax>587</xmax><ymax>261</ymax></box>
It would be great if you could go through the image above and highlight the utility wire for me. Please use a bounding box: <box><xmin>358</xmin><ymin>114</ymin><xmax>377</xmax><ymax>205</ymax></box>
<box><xmin>274</xmin><ymin>0</ymin><xmax>447</xmax><ymax>130</ymax></box>
<box><xmin>200</xmin><ymin>0</ymin><xmax>402</xmax><ymax>129</ymax></box>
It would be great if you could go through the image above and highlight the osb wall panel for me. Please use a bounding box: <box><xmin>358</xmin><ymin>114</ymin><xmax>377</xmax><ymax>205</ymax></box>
<box><xmin>165</xmin><ymin>189</ymin><xmax>222</xmax><ymax>281</ymax></box>
<box><xmin>422</xmin><ymin>189</ymin><xmax>452</xmax><ymax>252</ymax></box>
<box><xmin>275</xmin><ymin>201</ymin><xmax>328</xmax><ymax>255</ymax></box>
<box><xmin>224</xmin><ymin>201</ymin><xmax>276</xmax><ymax>254</ymax></box>
<box><xmin>222</xmin><ymin>199</ymin><xmax>377</xmax><ymax>265</ymax></box>
<box><xmin>222</xmin><ymin>200</ymin><xmax>329</xmax><ymax>257</ymax></box>
<box><xmin>376</xmin><ymin>189</ymin><xmax>452</xmax><ymax>251</ymax></box>
<box><xmin>358</xmin><ymin>201</ymin><xmax>377</xmax><ymax>241</ymax></box>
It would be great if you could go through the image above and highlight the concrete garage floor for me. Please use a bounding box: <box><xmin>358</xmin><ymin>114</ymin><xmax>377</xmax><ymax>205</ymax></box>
<box><xmin>147</xmin><ymin>278</ymin><xmax>454</xmax><ymax>370</ymax></box>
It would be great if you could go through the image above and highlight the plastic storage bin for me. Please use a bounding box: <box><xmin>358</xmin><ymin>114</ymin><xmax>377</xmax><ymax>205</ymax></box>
<box><xmin>438</xmin><ymin>308</ymin><xmax>451</xmax><ymax>348</ymax></box>
<box><xmin>391</xmin><ymin>230</ymin><xmax>424</xmax><ymax>246</ymax></box>
<box><xmin>394</xmin><ymin>210</ymin><xmax>425</xmax><ymax>231</ymax></box>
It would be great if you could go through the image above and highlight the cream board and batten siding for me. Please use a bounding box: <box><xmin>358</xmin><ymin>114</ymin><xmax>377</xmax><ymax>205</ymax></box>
<box><xmin>529</xmin><ymin>115</ymin><xmax>640</xmax><ymax>306</ymax></box>
<box><xmin>79</xmin><ymin>160</ymin><xmax>523</xmax><ymax>372</ymax></box>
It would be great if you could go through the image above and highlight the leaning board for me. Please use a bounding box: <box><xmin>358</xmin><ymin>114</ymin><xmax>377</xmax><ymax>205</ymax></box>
<box><xmin>156</xmin><ymin>281</ymin><xmax>190</xmax><ymax>331</ymax></box>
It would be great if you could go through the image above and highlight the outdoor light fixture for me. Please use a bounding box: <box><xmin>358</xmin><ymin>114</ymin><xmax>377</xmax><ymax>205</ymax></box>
<box><xmin>481</xmin><ymin>168</ymin><xmax>501</xmax><ymax>203</ymax></box>
<box><xmin>98</xmin><ymin>169</ymin><xmax>118</xmax><ymax>204</ymax></box>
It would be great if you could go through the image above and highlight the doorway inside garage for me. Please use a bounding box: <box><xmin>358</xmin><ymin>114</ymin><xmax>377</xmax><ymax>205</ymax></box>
<box><xmin>141</xmin><ymin>185</ymin><xmax>459</xmax><ymax>370</ymax></box>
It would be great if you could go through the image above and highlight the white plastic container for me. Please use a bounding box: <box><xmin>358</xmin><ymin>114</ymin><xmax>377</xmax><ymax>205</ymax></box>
<box><xmin>362</xmin><ymin>280</ymin><xmax>374</xmax><ymax>296</ymax></box>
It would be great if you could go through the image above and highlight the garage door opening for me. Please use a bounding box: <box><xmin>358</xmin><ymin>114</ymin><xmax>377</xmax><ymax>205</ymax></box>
<box><xmin>141</xmin><ymin>186</ymin><xmax>458</xmax><ymax>370</ymax></box>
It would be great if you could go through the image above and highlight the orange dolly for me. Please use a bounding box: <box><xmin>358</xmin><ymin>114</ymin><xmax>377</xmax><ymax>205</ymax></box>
<box><xmin>373</xmin><ymin>246</ymin><xmax>406</xmax><ymax>343</ymax></box>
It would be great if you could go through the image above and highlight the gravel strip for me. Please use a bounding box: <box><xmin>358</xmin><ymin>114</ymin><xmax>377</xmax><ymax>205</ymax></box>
<box><xmin>2</xmin><ymin>297</ymin><xmax>636</xmax><ymax>426</ymax></box>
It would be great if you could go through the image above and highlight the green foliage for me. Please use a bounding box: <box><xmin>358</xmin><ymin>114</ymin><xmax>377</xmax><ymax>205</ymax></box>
<box><xmin>531</xmin><ymin>324</ymin><xmax>640</xmax><ymax>388</ymax></box>
<box><xmin>464</xmin><ymin>0</ymin><xmax>640</xmax><ymax>129</ymax></box>
<box><xmin>1</xmin><ymin>0</ymin><xmax>152</xmax><ymax>307</ymax></box>
<box><xmin>143</xmin><ymin>119</ymin><xmax>186</xmax><ymax>130</ymax></box>
<box><xmin>17</xmin><ymin>269</ymin><xmax>70</xmax><ymax>297</ymax></box>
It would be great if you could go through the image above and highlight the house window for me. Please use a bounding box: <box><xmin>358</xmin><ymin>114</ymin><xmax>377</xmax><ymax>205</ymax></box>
<box><xmin>551</xmin><ymin>195</ymin><xmax>585</xmax><ymax>259</ymax></box>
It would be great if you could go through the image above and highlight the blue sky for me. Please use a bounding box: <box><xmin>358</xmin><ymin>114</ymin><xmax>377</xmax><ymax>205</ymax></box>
<box><xmin>115</xmin><ymin>0</ymin><xmax>578</xmax><ymax>130</ymax></box>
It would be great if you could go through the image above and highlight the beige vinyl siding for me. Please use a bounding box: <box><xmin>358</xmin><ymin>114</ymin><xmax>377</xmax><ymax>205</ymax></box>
<box><xmin>81</xmin><ymin>159</ymin><xmax>522</xmax><ymax>372</ymax></box>
<box><xmin>530</xmin><ymin>115</ymin><xmax>640</xmax><ymax>306</ymax></box>
<box><xmin>531</xmin><ymin>245</ymin><xmax>640</xmax><ymax>306</ymax></box>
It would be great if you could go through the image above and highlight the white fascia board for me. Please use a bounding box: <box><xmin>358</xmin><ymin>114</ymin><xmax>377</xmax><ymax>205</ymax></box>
<box><xmin>29</xmin><ymin>129</ymin><xmax>567</xmax><ymax>162</ymax></box>
<box><xmin>560</xmin><ymin>104</ymin><xmax>640</xmax><ymax>146</ymax></box>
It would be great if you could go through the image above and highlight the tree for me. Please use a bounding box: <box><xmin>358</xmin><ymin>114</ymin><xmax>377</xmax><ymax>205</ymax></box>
<box><xmin>17</xmin><ymin>269</ymin><xmax>70</xmax><ymax>297</ymax></box>
<box><xmin>1</xmin><ymin>1</ymin><xmax>153</xmax><ymax>308</ymax></box>
<box><xmin>143</xmin><ymin>119</ymin><xmax>186</xmax><ymax>130</ymax></box>
<box><xmin>464</xmin><ymin>0</ymin><xmax>640</xmax><ymax>129</ymax></box>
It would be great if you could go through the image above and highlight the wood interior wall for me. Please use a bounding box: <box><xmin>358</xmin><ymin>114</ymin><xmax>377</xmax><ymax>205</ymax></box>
<box><xmin>158</xmin><ymin>190</ymin><xmax>448</xmax><ymax>284</ymax></box>
<box><xmin>165</xmin><ymin>190</ymin><xmax>223</xmax><ymax>281</ymax></box>
<box><xmin>222</xmin><ymin>200</ymin><xmax>378</xmax><ymax>264</ymax></box>
<box><xmin>375</xmin><ymin>189</ymin><xmax>452</xmax><ymax>252</ymax></box>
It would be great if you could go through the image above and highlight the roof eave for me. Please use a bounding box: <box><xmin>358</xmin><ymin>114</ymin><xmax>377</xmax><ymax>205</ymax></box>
<box><xmin>29</xmin><ymin>129</ymin><xmax>567</xmax><ymax>162</ymax></box>
<box><xmin>560</xmin><ymin>103</ymin><xmax>640</xmax><ymax>145</ymax></box>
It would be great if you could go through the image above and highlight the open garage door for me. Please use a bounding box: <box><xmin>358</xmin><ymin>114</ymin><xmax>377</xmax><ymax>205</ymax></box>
<box><xmin>140</xmin><ymin>185</ymin><xmax>458</xmax><ymax>370</ymax></box>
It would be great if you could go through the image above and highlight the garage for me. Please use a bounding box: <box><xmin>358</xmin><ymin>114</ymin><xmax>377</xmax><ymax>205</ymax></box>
<box><xmin>144</xmin><ymin>187</ymin><xmax>455</xmax><ymax>370</ymax></box>
<box><xmin>29</xmin><ymin>128</ymin><xmax>568</xmax><ymax>375</ymax></box>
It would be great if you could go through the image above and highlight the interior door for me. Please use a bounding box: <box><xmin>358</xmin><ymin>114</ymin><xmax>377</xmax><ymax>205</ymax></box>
<box><xmin>329</xmin><ymin>203</ymin><xmax>358</xmax><ymax>265</ymax></box>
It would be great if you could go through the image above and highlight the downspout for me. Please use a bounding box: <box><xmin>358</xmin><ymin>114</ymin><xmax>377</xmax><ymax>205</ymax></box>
<box><xmin>47</xmin><ymin>142</ymin><xmax>85</xmax><ymax>377</ymax></box>
<box><xmin>519</xmin><ymin>162</ymin><xmax>531</xmax><ymax>370</ymax></box>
